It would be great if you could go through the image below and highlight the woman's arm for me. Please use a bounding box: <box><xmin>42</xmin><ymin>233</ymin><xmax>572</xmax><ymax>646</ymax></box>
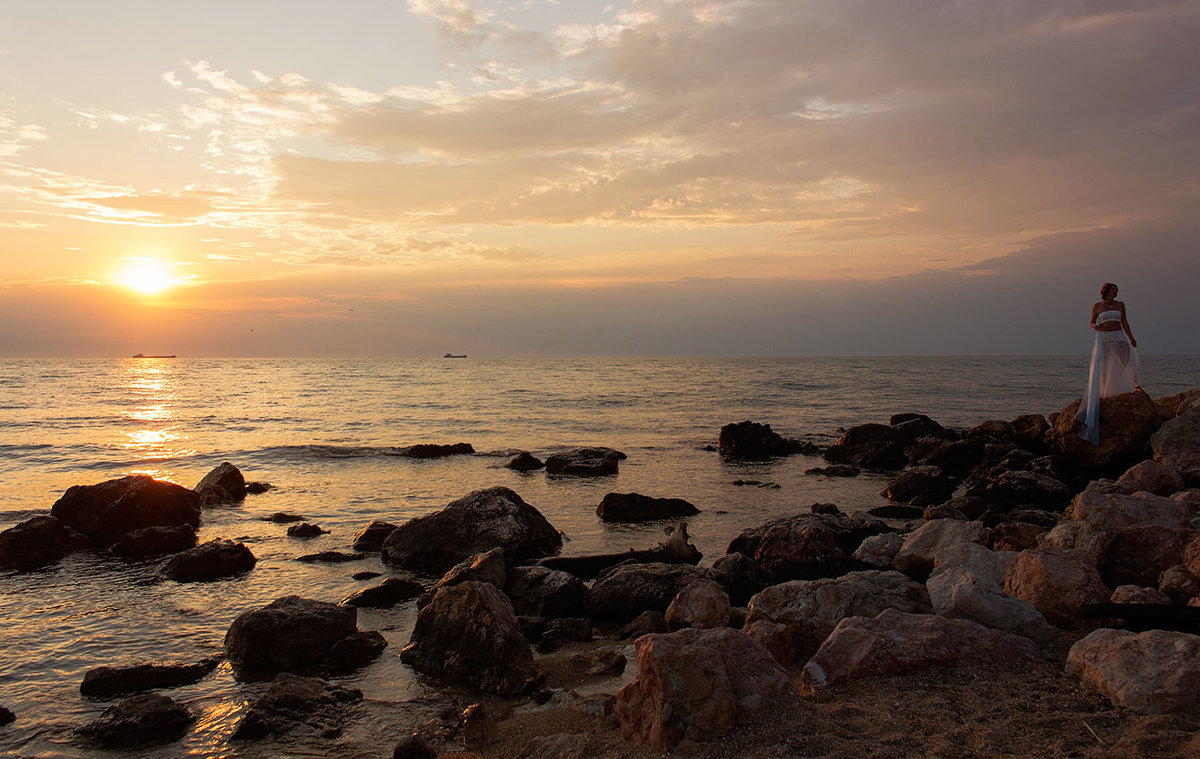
<box><xmin>1090</xmin><ymin>303</ymin><xmax>1099</xmax><ymax>330</ymax></box>
<box><xmin>1120</xmin><ymin>303</ymin><xmax>1137</xmax><ymax>347</ymax></box>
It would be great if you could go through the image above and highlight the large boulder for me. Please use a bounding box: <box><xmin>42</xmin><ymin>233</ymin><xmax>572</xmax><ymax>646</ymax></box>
<box><xmin>880</xmin><ymin>466</ymin><xmax>957</xmax><ymax>506</ymax></box>
<box><xmin>79</xmin><ymin>693</ymin><xmax>192</xmax><ymax>747</ymax></box>
<box><xmin>1005</xmin><ymin>548</ymin><xmax>1111</xmax><ymax>626</ymax></box>
<box><xmin>664</xmin><ymin>579</ymin><xmax>732</xmax><ymax>631</ymax></box>
<box><xmin>585</xmin><ymin>563</ymin><xmax>722</xmax><ymax>622</ymax></box>
<box><xmin>399</xmin><ymin>581</ymin><xmax>539</xmax><ymax>696</ymax></box>
<box><xmin>717</xmin><ymin>421</ymin><xmax>804</xmax><ymax>459</ymax></box>
<box><xmin>1066</xmin><ymin>628</ymin><xmax>1200</xmax><ymax>714</ymax></box>
<box><xmin>110</xmin><ymin>524</ymin><xmax>197</xmax><ymax>557</ymax></box>
<box><xmin>0</xmin><ymin>515</ymin><xmax>90</xmax><ymax>570</ymax></box>
<box><xmin>340</xmin><ymin>578</ymin><xmax>424</xmax><ymax>608</ymax></box>
<box><xmin>504</xmin><ymin>565</ymin><xmax>586</xmax><ymax>618</ymax></box>
<box><xmin>232</xmin><ymin>673</ymin><xmax>363</xmax><ymax>740</ymax></box>
<box><xmin>727</xmin><ymin>512</ymin><xmax>892</xmax><ymax>571</ymax></box>
<box><xmin>1038</xmin><ymin>520</ymin><xmax>1112</xmax><ymax>567</ymax></box>
<box><xmin>50</xmin><ymin>475</ymin><xmax>201</xmax><ymax>547</ymax></box>
<box><xmin>711</xmin><ymin>552</ymin><xmax>773</xmax><ymax>606</ymax></box>
<box><xmin>983</xmin><ymin>470</ymin><xmax>1071</xmax><ymax>510</ymax></box>
<box><xmin>892</xmin><ymin>519</ymin><xmax>991</xmax><ymax>578</ymax></box>
<box><xmin>751</xmin><ymin>518</ymin><xmax>846</xmax><ymax>580</ymax></box>
<box><xmin>193</xmin><ymin>462</ymin><xmax>247</xmax><ymax>504</ymax></box>
<box><xmin>162</xmin><ymin>539</ymin><xmax>256</xmax><ymax>581</ymax></box>
<box><xmin>616</xmin><ymin>628</ymin><xmax>800</xmax><ymax>753</ymax></box>
<box><xmin>397</xmin><ymin>443</ymin><xmax>474</xmax><ymax>458</ymax></box>
<box><xmin>351</xmin><ymin>520</ymin><xmax>398</xmax><ymax>552</ymax></box>
<box><xmin>1067</xmin><ymin>481</ymin><xmax>1194</xmax><ymax>533</ymax></box>
<box><xmin>927</xmin><ymin>564</ymin><xmax>1052</xmax><ymax>642</ymax></box>
<box><xmin>1154</xmin><ymin>389</ymin><xmax>1200</xmax><ymax>421</ymax></box>
<box><xmin>1151</xmin><ymin>405</ymin><xmax>1200</xmax><ymax>487</ymax></box>
<box><xmin>1046</xmin><ymin>391</ymin><xmax>1161</xmax><ymax>473</ymax></box>
<box><xmin>824</xmin><ymin>423</ymin><xmax>906</xmax><ymax>470</ymax></box>
<box><xmin>1102</xmin><ymin>526</ymin><xmax>1190</xmax><ymax>588</ymax></box>
<box><xmin>428</xmin><ymin>547</ymin><xmax>507</xmax><ymax>597</ymax></box>
<box><xmin>544</xmin><ymin>447</ymin><xmax>624</xmax><ymax>476</ymax></box>
<box><xmin>851</xmin><ymin>532</ymin><xmax>904</xmax><ymax>568</ymax></box>
<box><xmin>381</xmin><ymin>487</ymin><xmax>561</xmax><ymax>574</ymax></box>
<box><xmin>225</xmin><ymin>596</ymin><xmax>361</xmax><ymax>672</ymax></box>
<box><xmin>80</xmin><ymin>659</ymin><xmax>219</xmax><ymax>697</ymax></box>
<box><xmin>744</xmin><ymin>570</ymin><xmax>931</xmax><ymax>661</ymax></box>
<box><xmin>800</xmin><ymin>610</ymin><xmax>1041</xmax><ymax>692</ymax></box>
<box><xmin>595</xmin><ymin>492</ymin><xmax>699</xmax><ymax>522</ymax></box>
<box><xmin>1114</xmin><ymin>460</ymin><xmax>1186</xmax><ymax>496</ymax></box>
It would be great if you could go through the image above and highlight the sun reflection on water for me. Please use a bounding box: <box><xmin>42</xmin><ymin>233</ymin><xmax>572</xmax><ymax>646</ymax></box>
<box><xmin>120</xmin><ymin>359</ymin><xmax>196</xmax><ymax>478</ymax></box>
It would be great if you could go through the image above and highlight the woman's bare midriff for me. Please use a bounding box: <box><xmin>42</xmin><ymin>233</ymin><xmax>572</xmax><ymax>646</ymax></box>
<box><xmin>1095</xmin><ymin>322</ymin><xmax>1123</xmax><ymax>332</ymax></box>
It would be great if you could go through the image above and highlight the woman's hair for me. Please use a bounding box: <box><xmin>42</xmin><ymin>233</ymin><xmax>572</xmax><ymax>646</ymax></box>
<box><xmin>1100</xmin><ymin>282</ymin><xmax>1118</xmax><ymax>298</ymax></box>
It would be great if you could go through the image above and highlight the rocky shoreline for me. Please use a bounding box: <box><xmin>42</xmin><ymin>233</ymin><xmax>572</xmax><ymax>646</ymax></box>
<box><xmin>2</xmin><ymin>388</ymin><xmax>1200</xmax><ymax>756</ymax></box>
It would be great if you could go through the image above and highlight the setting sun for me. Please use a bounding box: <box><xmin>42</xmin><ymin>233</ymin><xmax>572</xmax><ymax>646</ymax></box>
<box><xmin>119</xmin><ymin>260</ymin><xmax>175</xmax><ymax>295</ymax></box>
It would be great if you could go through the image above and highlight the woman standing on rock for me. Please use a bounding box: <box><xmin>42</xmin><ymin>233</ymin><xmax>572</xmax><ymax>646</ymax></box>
<box><xmin>1076</xmin><ymin>282</ymin><xmax>1140</xmax><ymax>444</ymax></box>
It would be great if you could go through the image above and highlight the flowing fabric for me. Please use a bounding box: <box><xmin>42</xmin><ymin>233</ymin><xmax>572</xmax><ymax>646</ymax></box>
<box><xmin>1076</xmin><ymin>330</ymin><xmax>1139</xmax><ymax>444</ymax></box>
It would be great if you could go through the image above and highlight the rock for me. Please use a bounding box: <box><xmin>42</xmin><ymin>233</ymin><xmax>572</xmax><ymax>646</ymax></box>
<box><xmin>991</xmin><ymin>521</ymin><xmax>1046</xmax><ymax>552</ymax></box>
<box><xmin>928</xmin><ymin>494</ymin><xmax>989</xmax><ymax>521</ymax></box>
<box><xmin>328</xmin><ymin>630</ymin><xmax>388</xmax><ymax>672</ymax></box>
<box><xmin>381</xmin><ymin>487</ymin><xmax>561</xmax><ymax>574</ymax></box>
<box><xmin>297</xmin><ymin>551</ymin><xmax>366</xmax><ymax>563</ymax></box>
<box><xmin>800</xmin><ymin>609</ymin><xmax>1041</xmax><ymax>692</ymax></box>
<box><xmin>911</xmin><ymin>439</ymin><xmax>985</xmax><ymax>477</ymax></box>
<box><xmin>810</xmin><ymin>502</ymin><xmax>841</xmax><ymax>514</ymax></box>
<box><xmin>1155</xmin><ymin>389</ymin><xmax>1200</xmax><ymax>420</ymax></box>
<box><xmin>50</xmin><ymin>475</ymin><xmax>201</xmax><ymax>547</ymax></box>
<box><xmin>595</xmin><ymin>492</ymin><xmax>700</xmax><ymax>522</ymax></box>
<box><xmin>984</xmin><ymin>470</ymin><xmax>1071</xmax><ymax>510</ymax></box>
<box><xmin>400</xmin><ymin>581</ymin><xmax>540</xmax><ymax>696</ymax></box>
<box><xmin>1115</xmin><ymin>460</ymin><xmax>1186</xmax><ymax>496</ymax></box>
<box><xmin>505</xmin><ymin>451</ymin><xmax>544</xmax><ymax>471</ymax></box>
<box><xmin>727</xmin><ymin>512</ymin><xmax>892</xmax><ymax>578</ymax></box>
<box><xmin>570</xmin><ymin>649</ymin><xmax>627</xmax><ymax>677</ymax></box>
<box><xmin>1152</xmin><ymin>405</ymin><xmax>1200</xmax><ymax>487</ymax></box>
<box><xmin>867</xmin><ymin>504</ymin><xmax>927</xmax><ymax>519</ymax></box>
<box><xmin>80</xmin><ymin>658</ymin><xmax>219</xmax><ymax>697</ymax></box>
<box><xmin>0</xmin><ymin>706</ymin><xmax>12</xmax><ymax>725</ymax></box>
<box><xmin>893</xmin><ymin>519</ymin><xmax>991</xmax><ymax>578</ymax></box>
<box><xmin>621</xmin><ymin>610</ymin><xmax>668</xmax><ymax>639</ymax></box>
<box><xmin>881</xmin><ymin>466</ymin><xmax>956</xmax><ymax>506</ymax></box>
<box><xmin>711</xmin><ymin>552</ymin><xmax>772</xmax><ymax>606</ymax></box>
<box><xmin>744</xmin><ymin>570</ymin><xmax>932</xmax><ymax>661</ymax></box>
<box><xmin>1102</xmin><ymin>526</ymin><xmax>1189</xmax><ymax>588</ymax></box>
<box><xmin>1011</xmin><ymin>414</ymin><xmax>1050</xmax><ymax>451</ymax></box>
<box><xmin>504</xmin><ymin>565</ymin><xmax>586</xmax><ymax>618</ymax></box>
<box><xmin>586</xmin><ymin>562</ymin><xmax>723</xmax><ymax>622</ymax></box>
<box><xmin>287</xmin><ymin>522</ymin><xmax>328</xmax><ymax>538</ymax></box>
<box><xmin>225</xmin><ymin>596</ymin><xmax>360</xmax><ymax>672</ymax></box>
<box><xmin>1047</xmin><ymin>391</ymin><xmax>1162</xmax><ymax>473</ymax></box>
<box><xmin>544</xmin><ymin>447</ymin><xmax>624</xmax><ymax>476</ymax></box>
<box><xmin>805</xmin><ymin>464</ymin><xmax>860</xmax><ymax>477</ymax></box>
<box><xmin>1005</xmin><ymin>548</ymin><xmax>1111</xmax><ymax>626</ymax></box>
<box><xmin>537</xmin><ymin>522</ymin><xmax>701</xmax><ymax>579</ymax></box>
<box><xmin>245</xmin><ymin>481</ymin><xmax>273</xmax><ymax>495</ymax></box>
<box><xmin>0</xmin><ymin>515</ymin><xmax>91</xmax><ymax>570</ymax></box>
<box><xmin>665</xmin><ymin>579</ymin><xmax>731</xmax><ymax>630</ymax></box>
<box><xmin>430</xmin><ymin>547</ymin><xmax>507</xmax><ymax>596</ymax></box>
<box><xmin>1186</xmin><ymin>534</ymin><xmax>1200</xmax><ymax>576</ymax></box>
<box><xmin>340</xmin><ymin>578</ymin><xmax>424</xmax><ymax>608</ymax></box>
<box><xmin>460</xmin><ymin>702</ymin><xmax>500</xmax><ymax>747</ymax></box>
<box><xmin>1159</xmin><ymin>564</ymin><xmax>1200</xmax><ymax>603</ymax></box>
<box><xmin>351</xmin><ymin>520</ymin><xmax>397</xmax><ymax>552</ymax></box>
<box><xmin>392</xmin><ymin>733</ymin><xmax>437</xmax><ymax>759</ymax></box>
<box><xmin>824</xmin><ymin>423</ymin><xmax>906</xmax><ymax>470</ymax></box>
<box><xmin>616</xmin><ymin>627</ymin><xmax>800</xmax><ymax>753</ymax></box>
<box><xmin>79</xmin><ymin>692</ymin><xmax>192</xmax><ymax>747</ymax></box>
<box><xmin>397</xmin><ymin>442</ymin><xmax>474</xmax><ymax>458</ymax></box>
<box><xmin>263</xmin><ymin>512</ymin><xmax>304</xmax><ymax>523</ymax></box>
<box><xmin>110</xmin><ymin>524</ymin><xmax>197</xmax><ymax>556</ymax></box>
<box><xmin>930</xmin><ymin>542</ymin><xmax>1018</xmax><ymax>588</ymax></box>
<box><xmin>1111</xmin><ymin>585</ymin><xmax>1172</xmax><ymax>604</ymax></box>
<box><xmin>232</xmin><ymin>673</ymin><xmax>362</xmax><ymax>739</ymax></box>
<box><xmin>927</xmin><ymin>565</ymin><xmax>1052</xmax><ymax>642</ymax></box>
<box><xmin>1066</xmin><ymin>628</ymin><xmax>1200</xmax><ymax>713</ymax></box>
<box><xmin>1067</xmin><ymin>481</ymin><xmax>1193</xmax><ymax>532</ymax></box>
<box><xmin>852</xmin><ymin>532</ymin><xmax>904</xmax><ymax>568</ymax></box>
<box><xmin>162</xmin><ymin>539</ymin><xmax>256</xmax><ymax>581</ymax></box>
<box><xmin>538</xmin><ymin>618</ymin><xmax>594</xmax><ymax>652</ymax></box>
<box><xmin>1038</xmin><ymin>520</ymin><xmax>1111</xmax><ymax>567</ymax></box>
<box><xmin>193</xmin><ymin>462</ymin><xmax>246</xmax><ymax>504</ymax></box>
<box><xmin>717</xmin><ymin>421</ymin><xmax>803</xmax><ymax>458</ymax></box>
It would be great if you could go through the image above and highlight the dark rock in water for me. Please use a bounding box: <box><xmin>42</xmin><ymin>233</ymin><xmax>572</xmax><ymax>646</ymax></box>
<box><xmin>505</xmin><ymin>566</ymin><xmax>587</xmax><ymax>618</ymax></box>
<box><xmin>400</xmin><ymin>581</ymin><xmax>541</xmax><ymax>696</ymax></box>
<box><xmin>80</xmin><ymin>658</ymin><xmax>220</xmax><ymax>697</ymax></box>
<box><xmin>397</xmin><ymin>442</ymin><xmax>474</xmax><ymax>459</ymax></box>
<box><xmin>0</xmin><ymin>515</ymin><xmax>91</xmax><ymax>571</ymax></box>
<box><xmin>867</xmin><ymin>504</ymin><xmax>927</xmax><ymax>519</ymax></box>
<box><xmin>287</xmin><ymin>522</ymin><xmax>329</xmax><ymax>538</ymax></box>
<box><xmin>80</xmin><ymin>692</ymin><xmax>192</xmax><ymax>747</ymax></box>
<box><xmin>620</xmin><ymin>610</ymin><xmax>668</xmax><ymax>639</ymax></box>
<box><xmin>718</xmin><ymin>421</ymin><xmax>806</xmax><ymax>459</ymax></box>
<box><xmin>535</xmin><ymin>523</ymin><xmax>701</xmax><ymax>580</ymax></box>
<box><xmin>880</xmin><ymin>466</ymin><xmax>957</xmax><ymax>506</ymax></box>
<box><xmin>194</xmin><ymin>462</ymin><xmax>247</xmax><ymax>505</ymax></box>
<box><xmin>545</xmin><ymin>447</ymin><xmax>624</xmax><ymax>476</ymax></box>
<box><xmin>352</xmin><ymin>520</ymin><xmax>397</xmax><ymax>552</ymax></box>
<box><xmin>585</xmin><ymin>562</ymin><xmax>722</xmax><ymax>622</ymax></box>
<box><xmin>327</xmin><ymin>630</ymin><xmax>388</xmax><ymax>672</ymax></box>
<box><xmin>263</xmin><ymin>512</ymin><xmax>304</xmax><ymax>523</ymax></box>
<box><xmin>245</xmin><ymin>481</ymin><xmax>273</xmax><ymax>495</ymax></box>
<box><xmin>110</xmin><ymin>524</ymin><xmax>197</xmax><ymax>557</ymax></box>
<box><xmin>232</xmin><ymin>673</ymin><xmax>362</xmax><ymax>740</ymax></box>
<box><xmin>162</xmin><ymin>539</ymin><xmax>256</xmax><ymax>581</ymax></box>
<box><xmin>824</xmin><ymin>423</ymin><xmax>907</xmax><ymax>470</ymax></box>
<box><xmin>505</xmin><ymin>451</ymin><xmax>544</xmax><ymax>471</ymax></box>
<box><xmin>50</xmin><ymin>475</ymin><xmax>201</xmax><ymax>547</ymax></box>
<box><xmin>392</xmin><ymin>734</ymin><xmax>437</xmax><ymax>759</ymax></box>
<box><xmin>0</xmin><ymin>707</ymin><xmax>14</xmax><ymax>725</ymax></box>
<box><xmin>381</xmin><ymin>487</ymin><xmax>561</xmax><ymax>574</ymax></box>
<box><xmin>805</xmin><ymin>464</ymin><xmax>860</xmax><ymax>477</ymax></box>
<box><xmin>225</xmin><ymin>596</ymin><xmax>359</xmax><ymax>672</ymax></box>
<box><xmin>711</xmin><ymin>552</ymin><xmax>772</xmax><ymax>607</ymax></box>
<box><xmin>419</xmin><ymin>548</ymin><xmax>507</xmax><ymax>608</ymax></box>
<box><xmin>595</xmin><ymin>492</ymin><xmax>700</xmax><ymax>522</ymax></box>
<box><xmin>352</xmin><ymin>571</ymin><xmax>382</xmax><ymax>581</ymax></box>
<box><xmin>297</xmin><ymin>551</ymin><xmax>366</xmax><ymax>563</ymax></box>
<box><xmin>341</xmin><ymin>578</ymin><xmax>424</xmax><ymax>608</ymax></box>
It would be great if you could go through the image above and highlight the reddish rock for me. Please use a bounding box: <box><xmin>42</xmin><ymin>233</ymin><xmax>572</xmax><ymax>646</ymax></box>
<box><xmin>1038</xmin><ymin>520</ymin><xmax>1111</xmax><ymax>567</ymax></box>
<box><xmin>1159</xmin><ymin>564</ymin><xmax>1200</xmax><ymax>604</ymax></box>
<box><xmin>351</xmin><ymin>520</ymin><xmax>397</xmax><ymax>552</ymax></box>
<box><xmin>1184</xmin><ymin>535</ymin><xmax>1200</xmax><ymax>577</ymax></box>
<box><xmin>110</xmin><ymin>524</ymin><xmax>197</xmax><ymax>557</ymax></box>
<box><xmin>801</xmin><ymin>609</ymin><xmax>1040</xmax><ymax>692</ymax></box>
<box><xmin>930</xmin><ymin>542</ymin><xmax>1017</xmax><ymax>587</ymax></box>
<box><xmin>1066</xmin><ymin>628</ymin><xmax>1200</xmax><ymax>713</ymax></box>
<box><xmin>194</xmin><ymin>462</ymin><xmax>247</xmax><ymax>504</ymax></box>
<box><xmin>225</xmin><ymin>596</ymin><xmax>360</xmax><ymax>672</ymax></box>
<box><xmin>616</xmin><ymin>628</ymin><xmax>800</xmax><ymax>753</ymax></box>
<box><xmin>991</xmin><ymin>522</ymin><xmax>1047</xmax><ymax>553</ymax></box>
<box><xmin>1067</xmin><ymin>481</ymin><xmax>1193</xmax><ymax>533</ymax></box>
<box><xmin>852</xmin><ymin>532</ymin><xmax>904</xmax><ymax>568</ymax></box>
<box><xmin>340</xmin><ymin>578</ymin><xmax>424</xmax><ymax>608</ymax></box>
<box><xmin>665</xmin><ymin>580</ymin><xmax>731</xmax><ymax>630</ymax></box>
<box><xmin>1005</xmin><ymin>548</ymin><xmax>1111</xmax><ymax>626</ymax></box>
<box><xmin>1046</xmin><ymin>391</ymin><xmax>1161</xmax><ymax>472</ymax></box>
<box><xmin>162</xmin><ymin>539</ymin><xmax>256</xmax><ymax>581</ymax></box>
<box><xmin>585</xmin><ymin>563</ymin><xmax>721</xmax><ymax>623</ymax></box>
<box><xmin>428</xmin><ymin>547</ymin><xmax>506</xmax><ymax>597</ymax></box>
<box><xmin>743</xmin><ymin>620</ymin><xmax>795</xmax><ymax>666</ymax></box>
<box><xmin>1154</xmin><ymin>389</ymin><xmax>1200</xmax><ymax>421</ymax></box>
<box><xmin>1114</xmin><ymin>460</ymin><xmax>1186</xmax><ymax>496</ymax></box>
<box><xmin>1111</xmin><ymin>585</ymin><xmax>1171</xmax><ymax>604</ymax></box>
<box><xmin>504</xmin><ymin>565</ymin><xmax>586</xmax><ymax>618</ymax></box>
<box><xmin>1151</xmin><ymin>405</ymin><xmax>1200</xmax><ymax>487</ymax></box>
<box><xmin>0</xmin><ymin>515</ymin><xmax>90</xmax><ymax>570</ymax></box>
<box><xmin>50</xmin><ymin>475</ymin><xmax>201</xmax><ymax>547</ymax></box>
<box><xmin>754</xmin><ymin>519</ymin><xmax>845</xmax><ymax>579</ymax></box>
<box><xmin>880</xmin><ymin>466</ymin><xmax>956</xmax><ymax>506</ymax></box>
<box><xmin>893</xmin><ymin>519</ymin><xmax>991</xmax><ymax>577</ymax></box>
<box><xmin>1102</xmin><ymin>526</ymin><xmax>1189</xmax><ymax>588</ymax></box>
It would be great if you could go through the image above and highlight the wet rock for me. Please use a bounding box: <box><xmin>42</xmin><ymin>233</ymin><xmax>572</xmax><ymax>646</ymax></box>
<box><xmin>711</xmin><ymin>552</ymin><xmax>772</xmax><ymax>606</ymax></box>
<box><xmin>1047</xmin><ymin>391</ymin><xmax>1162</xmax><ymax>474</ymax></box>
<box><xmin>428</xmin><ymin>547</ymin><xmax>507</xmax><ymax>598</ymax></box>
<box><xmin>194</xmin><ymin>462</ymin><xmax>247</xmax><ymax>504</ymax></box>
<box><xmin>504</xmin><ymin>565</ymin><xmax>586</xmax><ymax>618</ymax></box>
<box><xmin>382</xmin><ymin>487</ymin><xmax>561</xmax><ymax>574</ymax></box>
<box><xmin>544</xmin><ymin>447</ymin><xmax>624</xmax><ymax>476</ymax></box>
<box><xmin>504</xmin><ymin>451</ymin><xmax>544</xmax><ymax>471</ymax></box>
<box><xmin>892</xmin><ymin>519</ymin><xmax>991</xmax><ymax>578</ymax></box>
<box><xmin>1067</xmin><ymin>481</ymin><xmax>1193</xmax><ymax>532</ymax></box>
<box><xmin>351</xmin><ymin>520</ymin><xmax>397</xmax><ymax>552</ymax></box>
<box><xmin>620</xmin><ymin>610</ymin><xmax>668</xmax><ymax>639</ymax></box>
<box><xmin>80</xmin><ymin>658</ymin><xmax>219</xmax><ymax>697</ymax></box>
<box><xmin>110</xmin><ymin>524</ymin><xmax>197</xmax><ymax>556</ymax></box>
<box><xmin>287</xmin><ymin>522</ymin><xmax>328</xmax><ymax>538</ymax></box>
<box><xmin>824</xmin><ymin>423</ymin><xmax>907</xmax><ymax>470</ymax></box>
<box><xmin>263</xmin><ymin>512</ymin><xmax>304</xmax><ymax>523</ymax></box>
<box><xmin>665</xmin><ymin>579</ymin><xmax>731</xmax><ymax>631</ymax></box>
<box><xmin>0</xmin><ymin>515</ymin><xmax>91</xmax><ymax>571</ymax></box>
<box><xmin>1067</xmin><ymin>628</ymin><xmax>1200</xmax><ymax>713</ymax></box>
<box><xmin>852</xmin><ymin>532</ymin><xmax>905</xmax><ymax>568</ymax></box>
<box><xmin>1111</xmin><ymin>585</ymin><xmax>1172</xmax><ymax>604</ymax></box>
<box><xmin>1102</xmin><ymin>526</ymin><xmax>1189</xmax><ymax>588</ymax></box>
<box><xmin>340</xmin><ymin>578</ymin><xmax>424</xmax><ymax>608</ymax></box>
<box><xmin>327</xmin><ymin>631</ymin><xmax>388</xmax><ymax>672</ymax></box>
<box><xmin>717</xmin><ymin>421</ymin><xmax>804</xmax><ymax>459</ymax></box>
<box><xmin>744</xmin><ymin>570</ymin><xmax>932</xmax><ymax>661</ymax></box>
<box><xmin>536</xmin><ymin>522</ymin><xmax>701</xmax><ymax>580</ymax></box>
<box><xmin>460</xmin><ymin>702</ymin><xmax>500</xmax><ymax>747</ymax></box>
<box><xmin>1005</xmin><ymin>548</ymin><xmax>1111</xmax><ymax>626</ymax></box>
<box><xmin>245</xmin><ymin>482</ymin><xmax>273</xmax><ymax>495</ymax></box>
<box><xmin>1151</xmin><ymin>404</ymin><xmax>1200</xmax><ymax>487</ymax></box>
<box><xmin>1115</xmin><ymin>460</ymin><xmax>1186</xmax><ymax>496</ymax></box>
<box><xmin>881</xmin><ymin>466</ymin><xmax>957</xmax><ymax>506</ymax></box>
<box><xmin>805</xmin><ymin>464</ymin><xmax>860</xmax><ymax>477</ymax></box>
<box><xmin>50</xmin><ymin>475</ymin><xmax>201</xmax><ymax>547</ymax></box>
<box><xmin>595</xmin><ymin>492</ymin><xmax>699</xmax><ymax>522</ymax></box>
<box><xmin>397</xmin><ymin>442</ymin><xmax>474</xmax><ymax>458</ymax></box>
<box><xmin>297</xmin><ymin>551</ymin><xmax>367</xmax><ymax>563</ymax></box>
<box><xmin>392</xmin><ymin>734</ymin><xmax>437</xmax><ymax>759</ymax></box>
<box><xmin>80</xmin><ymin>692</ymin><xmax>192</xmax><ymax>747</ymax></box>
<box><xmin>801</xmin><ymin>610</ymin><xmax>1040</xmax><ymax>692</ymax></box>
<box><xmin>617</xmin><ymin>627</ymin><xmax>800</xmax><ymax>753</ymax></box>
<box><xmin>400</xmin><ymin>581</ymin><xmax>540</xmax><ymax>696</ymax></box>
<box><xmin>585</xmin><ymin>562</ymin><xmax>722</xmax><ymax>623</ymax></box>
<box><xmin>232</xmin><ymin>673</ymin><xmax>362</xmax><ymax>739</ymax></box>
<box><xmin>0</xmin><ymin>706</ymin><xmax>12</xmax><ymax>725</ymax></box>
<box><xmin>162</xmin><ymin>539</ymin><xmax>256</xmax><ymax>581</ymax></box>
<box><xmin>225</xmin><ymin>596</ymin><xmax>360</xmax><ymax>672</ymax></box>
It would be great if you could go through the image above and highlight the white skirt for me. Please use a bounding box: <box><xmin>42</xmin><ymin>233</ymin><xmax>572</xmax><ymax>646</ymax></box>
<box><xmin>1076</xmin><ymin>330</ymin><xmax>1139</xmax><ymax>444</ymax></box>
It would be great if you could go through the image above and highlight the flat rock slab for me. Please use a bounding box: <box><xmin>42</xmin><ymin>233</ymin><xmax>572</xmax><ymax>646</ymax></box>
<box><xmin>80</xmin><ymin>658</ymin><xmax>220</xmax><ymax>697</ymax></box>
<box><xmin>1067</xmin><ymin>628</ymin><xmax>1200</xmax><ymax>713</ymax></box>
<box><xmin>595</xmin><ymin>492</ymin><xmax>699</xmax><ymax>522</ymax></box>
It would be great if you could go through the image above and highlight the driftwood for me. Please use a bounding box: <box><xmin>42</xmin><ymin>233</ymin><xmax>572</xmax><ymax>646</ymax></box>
<box><xmin>533</xmin><ymin>523</ymin><xmax>701</xmax><ymax>580</ymax></box>
<box><xmin>1080</xmin><ymin>603</ymin><xmax>1200</xmax><ymax>634</ymax></box>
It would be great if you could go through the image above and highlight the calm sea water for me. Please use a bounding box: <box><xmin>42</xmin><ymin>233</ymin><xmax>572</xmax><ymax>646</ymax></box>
<box><xmin>1</xmin><ymin>356</ymin><xmax>1197</xmax><ymax>757</ymax></box>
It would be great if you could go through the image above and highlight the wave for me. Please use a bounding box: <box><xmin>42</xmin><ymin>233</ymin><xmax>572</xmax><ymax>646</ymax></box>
<box><xmin>249</xmin><ymin>444</ymin><xmax>477</xmax><ymax>463</ymax></box>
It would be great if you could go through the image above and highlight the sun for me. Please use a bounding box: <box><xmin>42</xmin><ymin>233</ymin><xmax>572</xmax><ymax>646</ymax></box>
<box><xmin>119</xmin><ymin>260</ymin><xmax>175</xmax><ymax>295</ymax></box>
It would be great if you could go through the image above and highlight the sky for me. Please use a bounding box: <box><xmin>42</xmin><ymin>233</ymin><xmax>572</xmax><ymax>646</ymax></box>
<box><xmin>1</xmin><ymin>0</ymin><xmax>1198</xmax><ymax>357</ymax></box>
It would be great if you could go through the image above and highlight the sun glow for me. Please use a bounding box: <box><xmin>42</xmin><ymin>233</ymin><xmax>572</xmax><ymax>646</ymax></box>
<box><xmin>119</xmin><ymin>259</ymin><xmax>176</xmax><ymax>295</ymax></box>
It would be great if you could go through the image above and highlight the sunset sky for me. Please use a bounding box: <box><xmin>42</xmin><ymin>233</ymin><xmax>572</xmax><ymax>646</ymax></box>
<box><xmin>2</xmin><ymin>0</ymin><xmax>1198</xmax><ymax>357</ymax></box>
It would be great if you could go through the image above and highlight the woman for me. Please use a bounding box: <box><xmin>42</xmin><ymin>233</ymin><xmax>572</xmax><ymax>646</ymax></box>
<box><xmin>1076</xmin><ymin>282</ymin><xmax>1139</xmax><ymax>444</ymax></box>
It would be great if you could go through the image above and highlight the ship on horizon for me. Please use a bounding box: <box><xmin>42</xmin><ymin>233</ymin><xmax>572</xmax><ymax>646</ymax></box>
<box><xmin>132</xmin><ymin>353</ymin><xmax>176</xmax><ymax>358</ymax></box>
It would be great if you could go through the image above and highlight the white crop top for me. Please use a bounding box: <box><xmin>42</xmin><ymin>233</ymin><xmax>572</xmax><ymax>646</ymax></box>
<box><xmin>1096</xmin><ymin>309</ymin><xmax>1122</xmax><ymax>325</ymax></box>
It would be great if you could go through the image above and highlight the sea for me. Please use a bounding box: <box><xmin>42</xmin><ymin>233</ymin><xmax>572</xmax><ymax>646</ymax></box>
<box><xmin>1</xmin><ymin>356</ymin><xmax>1197</xmax><ymax>757</ymax></box>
